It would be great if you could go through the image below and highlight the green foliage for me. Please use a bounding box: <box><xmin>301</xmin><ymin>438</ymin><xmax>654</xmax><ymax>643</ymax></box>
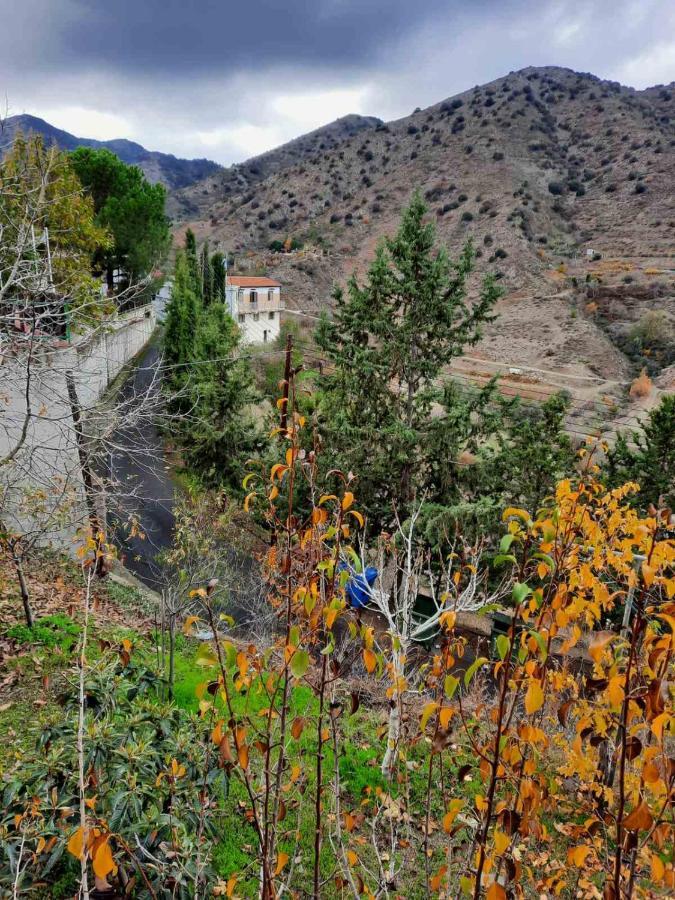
<box><xmin>163</xmin><ymin>252</ymin><xmax>199</xmax><ymax>373</ymax></box>
<box><xmin>603</xmin><ymin>394</ymin><xmax>675</xmax><ymax>510</ymax></box>
<box><xmin>181</xmin><ymin>302</ymin><xmax>261</xmax><ymax>488</ymax></box>
<box><xmin>315</xmin><ymin>191</ymin><xmax>502</xmax><ymax>531</ymax></box>
<box><xmin>70</xmin><ymin>147</ymin><xmax>170</xmax><ymax>288</ymax></box>
<box><xmin>0</xmin><ymin>133</ymin><xmax>110</xmax><ymax>320</ymax></box>
<box><xmin>480</xmin><ymin>392</ymin><xmax>575</xmax><ymax>514</ymax></box>
<box><xmin>0</xmin><ymin>649</ymin><xmax>225</xmax><ymax>898</ymax></box>
<box><xmin>5</xmin><ymin>614</ymin><xmax>80</xmax><ymax>650</ymax></box>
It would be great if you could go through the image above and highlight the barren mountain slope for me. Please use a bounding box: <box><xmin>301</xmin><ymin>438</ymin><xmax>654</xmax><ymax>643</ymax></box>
<box><xmin>170</xmin><ymin>113</ymin><xmax>381</xmax><ymax>219</ymax></box>
<box><xmin>176</xmin><ymin>66</ymin><xmax>674</xmax><ymax>401</ymax></box>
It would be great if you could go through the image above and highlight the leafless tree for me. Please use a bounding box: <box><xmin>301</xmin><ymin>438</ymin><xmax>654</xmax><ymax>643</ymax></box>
<box><xmin>355</xmin><ymin>503</ymin><xmax>501</xmax><ymax>777</ymax></box>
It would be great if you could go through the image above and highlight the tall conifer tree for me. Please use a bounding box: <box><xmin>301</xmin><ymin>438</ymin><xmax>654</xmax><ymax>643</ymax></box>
<box><xmin>316</xmin><ymin>192</ymin><xmax>501</xmax><ymax>530</ymax></box>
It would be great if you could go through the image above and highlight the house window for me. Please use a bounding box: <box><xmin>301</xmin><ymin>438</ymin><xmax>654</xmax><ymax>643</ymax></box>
<box><xmin>268</xmin><ymin>311</ymin><xmax>275</xmax><ymax>320</ymax></box>
<box><xmin>263</xmin><ymin>329</ymin><xmax>268</xmax><ymax>343</ymax></box>
<box><xmin>268</xmin><ymin>289</ymin><xmax>274</xmax><ymax>302</ymax></box>
<box><xmin>238</xmin><ymin>314</ymin><xmax>245</xmax><ymax>323</ymax></box>
<box><xmin>250</xmin><ymin>290</ymin><xmax>257</xmax><ymax>304</ymax></box>
<box><xmin>253</xmin><ymin>313</ymin><xmax>259</xmax><ymax>321</ymax></box>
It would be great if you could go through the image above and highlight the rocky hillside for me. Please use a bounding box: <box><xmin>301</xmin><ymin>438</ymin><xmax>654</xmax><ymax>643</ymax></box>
<box><xmin>175</xmin><ymin>66</ymin><xmax>674</xmax><ymax>409</ymax></box>
<box><xmin>171</xmin><ymin>113</ymin><xmax>381</xmax><ymax>219</ymax></box>
<box><xmin>1</xmin><ymin>114</ymin><xmax>222</xmax><ymax>190</ymax></box>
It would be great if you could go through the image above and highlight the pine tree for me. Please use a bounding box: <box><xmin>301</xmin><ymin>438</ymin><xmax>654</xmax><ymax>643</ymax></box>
<box><xmin>481</xmin><ymin>392</ymin><xmax>575</xmax><ymax>514</ymax></box>
<box><xmin>604</xmin><ymin>394</ymin><xmax>675</xmax><ymax>510</ymax></box>
<box><xmin>316</xmin><ymin>192</ymin><xmax>501</xmax><ymax>530</ymax></box>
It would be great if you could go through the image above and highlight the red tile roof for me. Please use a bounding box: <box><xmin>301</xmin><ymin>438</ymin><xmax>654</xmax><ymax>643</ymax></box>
<box><xmin>228</xmin><ymin>276</ymin><xmax>281</xmax><ymax>287</ymax></box>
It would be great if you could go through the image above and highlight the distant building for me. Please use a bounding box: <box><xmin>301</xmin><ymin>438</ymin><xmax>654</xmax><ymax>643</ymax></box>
<box><xmin>225</xmin><ymin>276</ymin><xmax>283</xmax><ymax>344</ymax></box>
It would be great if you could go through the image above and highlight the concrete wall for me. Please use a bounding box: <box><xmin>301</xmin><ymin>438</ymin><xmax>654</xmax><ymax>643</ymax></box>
<box><xmin>0</xmin><ymin>307</ymin><xmax>156</xmax><ymax>543</ymax></box>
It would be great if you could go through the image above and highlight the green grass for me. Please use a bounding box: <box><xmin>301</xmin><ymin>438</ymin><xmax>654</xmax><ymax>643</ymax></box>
<box><xmin>5</xmin><ymin>613</ymin><xmax>81</xmax><ymax>650</ymax></box>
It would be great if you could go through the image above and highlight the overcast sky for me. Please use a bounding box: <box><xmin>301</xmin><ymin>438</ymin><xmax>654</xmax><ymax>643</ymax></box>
<box><xmin>1</xmin><ymin>0</ymin><xmax>674</xmax><ymax>164</ymax></box>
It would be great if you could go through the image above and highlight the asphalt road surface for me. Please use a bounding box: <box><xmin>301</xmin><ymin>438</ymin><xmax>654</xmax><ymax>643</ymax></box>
<box><xmin>108</xmin><ymin>341</ymin><xmax>176</xmax><ymax>590</ymax></box>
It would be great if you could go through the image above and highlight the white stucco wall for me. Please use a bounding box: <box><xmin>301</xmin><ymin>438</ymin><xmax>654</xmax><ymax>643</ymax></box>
<box><xmin>225</xmin><ymin>285</ymin><xmax>283</xmax><ymax>344</ymax></box>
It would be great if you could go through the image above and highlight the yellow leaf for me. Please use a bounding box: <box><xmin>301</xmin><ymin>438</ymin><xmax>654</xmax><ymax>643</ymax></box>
<box><xmin>182</xmin><ymin>615</ymin><xmax>199</xmax><ymax>636</ymax></box>
<box><xmin>226</xmin><ymin>875</ymin><xmax>237</xmax><ymax>897</ymax></box>
<box><xmin>92</xmin><ymin>839</ymin><xmax>116</xmax><ymax>880</ymax></box>
<box><xmin>440</xmin><ymin>610</ymin><xmax>456</xmax><ymax>631</ymax></box>
<box><xmin>318</xmin><ymin>493</ymin><xmax>337</xmax><ymax>506</ymax></box>
<box><xmin>243</xmin><ymin>492</ymin><xmax>256</xmax><ymax>512</ymax></box>
<box><xmin>348</xmin><ymin>509</ymin><xmax>365</xmax><ymax>528</ymax></box>
<box><xmin>567</xmin><ymin>845</ymin><xmax>591</xmax><ymax>867</ymax></box>
<box><xmin>651</xmin><ymin>853</ymin><xmax>665</xmax><ymax>882</ymax></box>
<box><xmin>502</xmin><ymin>507</ymin><xmax>530</xmax><ymax>523</ymax></box>
<box><xmin>238</xmin><ymin>744</ymin><xmax>249</xmax><ymax>770</ymax></box>
<box><xmin>439</xmin><ymin>707</ymin><xmax>454</xmax><ymax>729</ymax></box>
<box><xmin>342</xmin><ymin>491</ymin><xmax>354</xmax><ymax>510</ymax></box>
<box><xmin>589</xmin><ymin>631</ymin><xmax>614</xmax><ymax>663</ymax></box>
<box><xmin>608</xmin><ymin>676</ymin><xmax>624</xmax><ymax>709</ymax></box>
<box><xmin>641</xmin><ymin>562</ymin><xmax>655</xmax><ymax>587</ymax></box>
<box><xmin>494</xmin><ymin>830</ymin><xmax>509</xmax><ymax>855</ymax></box>
<box><xmin>275</xmin><ymin>851</ymin><xmax>289</xmax><ymax>875</ymax></box>
<box><xmin>524</xmin><ymin>680</ymin><xmax>544</xmax><ymax>715</ymax></box>
<box><xmin>67</xmin><ymin>827</ymin><xmax>84</xmax><ymax>860</ymax></box>
<box><xmin>363</xmin><ymin>648</ymin><xmax>377</xmax><ymax>673</ymax></box>
<box><xmin>486</xmin><ymin>883</ymin><xmax>506</xmax><ymax>900</ymax></box>
<box><xmin>420</xmin><ymin>701</ymin><xmax>439</xmax><ymax>731</ymax></box>
<box><xmin>442</xmin><ymin>799</ymin><xmax>463</xmax><ymax>832</ymax></box>
<box><xmin>347</xmin><ymin>849</ymin><xmax>358</xmax><ymax>866</ymax></box>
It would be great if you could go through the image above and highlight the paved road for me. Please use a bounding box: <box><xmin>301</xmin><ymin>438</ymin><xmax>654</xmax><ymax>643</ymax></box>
<box><xmin>108</xmin><ymin>341</ymin><xmax>176</xmax><ymax>590</ymax></box>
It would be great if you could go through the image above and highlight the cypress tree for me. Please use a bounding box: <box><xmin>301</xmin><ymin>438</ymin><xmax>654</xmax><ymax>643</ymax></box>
<box><xmin>163</xmin><ymin>252</ymin><xmax>199</xmax><ymax>373</ymax></box>
<box><xmin>200</xmin><ymin>240</ymin><xmax>213</xmax><ymax>306</ymax></box>
<box><xmin>184</xmin><ymin>227</ymin><xmax>199</xmax><ymax>292</ymax></box>
<box><xmin>211</xmin><ymin>251</ymin><xmax>226</xmax><ymax>303</ymax></box>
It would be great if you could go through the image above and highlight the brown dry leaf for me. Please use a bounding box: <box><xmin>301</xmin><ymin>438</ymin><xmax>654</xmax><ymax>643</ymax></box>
<box><xmin>623</xmin><ymin>801</ymin><xmax>653</xmax><ymax>832</ymax></box>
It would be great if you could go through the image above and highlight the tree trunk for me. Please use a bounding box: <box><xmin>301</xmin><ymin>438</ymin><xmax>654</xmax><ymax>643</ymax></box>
<box><xmin>168</xmin><ymin>616</ymin><xmax>176</xmax><ymax>701</ymax></box>
<box><xmin>381</xmin><ymin>647</ymin><xmax>404</xmax><ymax>778</ymax></box>
<box><xmin>11</xmin><ymin>544</ymin><xmax>34</xmax><ymax>628</ymax></box>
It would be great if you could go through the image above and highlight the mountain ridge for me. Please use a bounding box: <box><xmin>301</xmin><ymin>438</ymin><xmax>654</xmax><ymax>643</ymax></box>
<box><xmin>172</xmin><ymin>65</ymin><xmax>675</xmax><ymax>418</ymax></box>
<box><xmin>0</xmin><ymin>114</ymin><xmax>222</xmax><ymax>190</ymax></box>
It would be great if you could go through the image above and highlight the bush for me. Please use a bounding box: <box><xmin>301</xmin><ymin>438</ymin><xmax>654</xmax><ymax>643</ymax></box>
<box><xmin>492</xmin><ymin>151</ymin><xmax>504</xmax><ymax>161</ymax></box>
<box><xmin>629</xmin><ymin>368</ymin><xmax>652</xmax><ymax>398</ymax></box>
<box><xmin>461</xmin><ymin>211</ymin><xmax>474</xmax><ymax>222</ymax></box>
<box><xmin>0</xmin><ymin>648</ymin><xmax>227</xmax><ymax>896</ymax></box>
<box><xmin>634</xmin><ymin>182</ymin><xmax>647</xmax><ymax>194</ymax></box>
<box><xmin>548</xmin><ymin>181</ymin><xmax>564</xmax><ymax>195</ymax></box>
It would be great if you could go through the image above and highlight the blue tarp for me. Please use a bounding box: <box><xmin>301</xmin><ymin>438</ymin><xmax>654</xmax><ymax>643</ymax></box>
<box><xmin>341</xmin><ymin>564</ymin><xmax>378</xmax><ymax>609</ymax></box>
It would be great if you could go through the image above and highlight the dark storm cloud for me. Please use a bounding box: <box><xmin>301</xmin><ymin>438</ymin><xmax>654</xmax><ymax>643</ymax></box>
<box><xmin>6</xmin><ymin>0</ymin><xmax>461</xmax><ymax>76</ymax></box>
<box><xmin>1</xmin><ymin>0</ymin><xmax>673</xmax><ymax>163</ymax></box>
